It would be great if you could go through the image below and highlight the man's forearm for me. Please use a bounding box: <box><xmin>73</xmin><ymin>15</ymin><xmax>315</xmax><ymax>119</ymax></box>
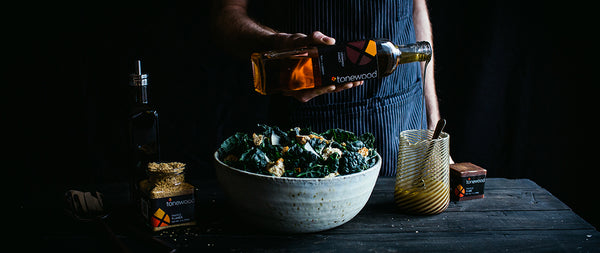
<box><xmin>212</xmin><ymin>0</ymin><xmax>277</xmax><ymax>57</ymax></box>
<box><xmin>413</xmin><ymin>0</ymin><xmax>440</xmax><ymax>129</ymax></box>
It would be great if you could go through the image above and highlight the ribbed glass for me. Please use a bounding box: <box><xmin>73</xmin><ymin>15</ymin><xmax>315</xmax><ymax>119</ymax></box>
<box><xmin>395</xmin><ymin>129</ymin><xmax>450</xmax><ymax>215</ymax></box>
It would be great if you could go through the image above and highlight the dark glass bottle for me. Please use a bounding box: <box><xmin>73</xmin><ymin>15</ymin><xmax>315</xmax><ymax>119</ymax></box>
<box><xmin>128</xmin><ymin>60</ymin><xmax>160</xmax><ymax>204</ymax></box>
<box><xmin>251</xmin><ymin>39</ymin><xmax>432</xmax><ymax>95</ymax></box>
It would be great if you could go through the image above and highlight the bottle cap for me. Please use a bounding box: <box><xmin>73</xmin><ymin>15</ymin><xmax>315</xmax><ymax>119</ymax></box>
<box><xmin>130</xmin><ymin>60</ymin><xmax>148</xmax><ymax>87</ymax></box>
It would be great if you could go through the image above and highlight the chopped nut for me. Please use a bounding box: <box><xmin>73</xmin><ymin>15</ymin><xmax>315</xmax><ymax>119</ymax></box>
<box><xmin>358</xmin><ymin>147</ymin><xmax>369</xmax><ymax>157</ymax></box>
<box><xmin>297</xmin><ymin>133</ymin><xmax>325</xmax><ymax>145</ymax></box>
<box><xmin>267</xmin><ymin>158</ymin><xmax>285</xmax><ymax>177</ymax></box>
<box><xmin>324</xmin><ymin>172</ymin><xmax>340</xmax><ymax>178</ymax></box>
<box><xmin>296</xmin><ymin>135</ymin><xmax>310</xmax><ymax>145</ymax></box>
<box><xmin>322</xmin><ymin>147</ymin><xmax>342</xmax><ymax>160</ymax></box>
<box><xmin>309</xmin><ymin>134</ymin><xmax>325</xmax><ymax>141</ymax></box>
<box><xmin>252</xmin><ymin>133</ymin><xmax>264</xmax><ymax>146</ymax></box>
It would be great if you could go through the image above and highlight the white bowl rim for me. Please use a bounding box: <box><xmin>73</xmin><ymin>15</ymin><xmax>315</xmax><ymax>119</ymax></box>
<box><xmin>214</xmin><ymin>151</ymin><xmax>381</xmax><ymax>182</ymax></box>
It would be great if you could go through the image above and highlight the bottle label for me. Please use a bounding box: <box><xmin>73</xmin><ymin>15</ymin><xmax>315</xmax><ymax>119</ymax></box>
<box><xmin>141</xmin><ymin>193</ymin><xmax>195</xmax><ymax>229</ymax></box>
<box><xmin>318</xmin><ymin>40</ymin><xmax>379</xmax><ymax>85</ymax></box>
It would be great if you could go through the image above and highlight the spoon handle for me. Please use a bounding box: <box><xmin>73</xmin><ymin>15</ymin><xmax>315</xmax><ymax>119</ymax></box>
<box><xmin>432</xmin><ymin>119</ymin><xmax>446</xmax><ymax>139</ymax></box>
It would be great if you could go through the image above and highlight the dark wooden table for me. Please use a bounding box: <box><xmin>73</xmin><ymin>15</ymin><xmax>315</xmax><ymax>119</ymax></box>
<box><xmin>27</xmin><ymin>178</ymin><xmax>599</xmax><ymax>252</ymax></box>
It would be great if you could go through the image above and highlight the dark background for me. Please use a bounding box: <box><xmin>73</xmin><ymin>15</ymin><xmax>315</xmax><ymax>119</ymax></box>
<box><xmin>10</xmin><ymin>2</ymin><xmax>597</xmax><ymax>229</ymax></box>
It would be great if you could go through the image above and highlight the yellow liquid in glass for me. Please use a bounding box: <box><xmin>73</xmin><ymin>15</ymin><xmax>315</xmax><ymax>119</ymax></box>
<box><xmin>394</xmin><ymin>179</ymin><xmax>449</xmax><ymax>215</ymax></box>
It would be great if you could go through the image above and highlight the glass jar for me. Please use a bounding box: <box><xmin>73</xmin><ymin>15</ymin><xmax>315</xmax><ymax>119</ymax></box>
<box><xmin>395</xmin><ymin>129</ymin><xmax>450</xmax><ymax>215</ymax></box>
<box><xmin>139</xmin><ymin>162</ymin><xmax>196</xmax><ymax>231</ymax></box>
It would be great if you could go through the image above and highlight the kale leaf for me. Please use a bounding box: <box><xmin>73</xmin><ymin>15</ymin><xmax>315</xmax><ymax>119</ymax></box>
<box><xmin>239</xmin><ymin>148</ymin><xmax>270</xmax><ymax>174</ymax></box>
<box><xmin>359</xmin><ymin>132</ymin><xmax>375</xmax><ymax>148</ymax></box>
<box><xmin>258</xmin><ymin>124</ymin><xmax>292</xmax><ymax>147</ymax></box>
<box><xmin>283</xmin><ymin>144</ymin><xmax>319</xmax><ymax>172</ymax></box>
<box><xmin>339</xmin><ymin>150</ymin><xmax>368</xmax><ymax>175</ymax></box>
<box><xmin>217</xmin><ymin>132</ymin><xmax>251</xmax><ymax>160</ymax></box>
<box><xmin>322</xmin><ymin>129</ymin><xmax>357</xmax><ymax>144</ymax></box>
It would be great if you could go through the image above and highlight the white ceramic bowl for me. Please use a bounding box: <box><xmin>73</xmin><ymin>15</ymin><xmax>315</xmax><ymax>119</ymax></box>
<box><xmin>214</xmin><ymin>151</ymin><xmax>381</xmax><ymax>233</ymax></box>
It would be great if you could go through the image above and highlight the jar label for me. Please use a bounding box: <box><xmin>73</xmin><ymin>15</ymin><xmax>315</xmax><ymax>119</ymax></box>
<box><xmin>141</xmin><ymin>193</ymin><xmax>195</xmax><ymax>228</ymax></box>
<box><xmin>318</xmin><ymin>40</ymin><xmax>379</xmax><ymax>85</ymax></box>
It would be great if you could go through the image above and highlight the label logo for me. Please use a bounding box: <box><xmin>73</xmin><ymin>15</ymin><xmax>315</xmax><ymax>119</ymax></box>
<box><xmin>332</xmin><ymin>70</ymin><xmax>378</xmax><ymax>83</ymax></box>
<box><xmin>165</xmin><ymin>198</ymin><xmax>194</xmax><ymax>207</ymax></box>
<box><xmin>466</xmin><ymin>177</ymin><xmax>486</xmax><ymax>185</ymax></box>
<box><xmin>454</xmin><ymin>184</ymin><xmax>465</xmax><ymax>198</ymax></box>
<box><xmin>346</xmin><ymin>40</ymin><xmax>377</xmax><ymax>66</ymax></box>
<box><xmin>151</xmin><ymin>208</ymin><xmax>170</xmax><ymax>227</ymax></box>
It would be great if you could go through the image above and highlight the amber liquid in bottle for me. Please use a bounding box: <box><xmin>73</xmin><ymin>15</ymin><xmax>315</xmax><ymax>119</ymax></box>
<box><xmin>252</xmin><ymin>48</ymin><xmax>321</xmax><ymax>95</ymax></box>
<box><xmin>251</xmin><ymin>40</ymin><xmax>432</xmax><ymax>95</ymax></box>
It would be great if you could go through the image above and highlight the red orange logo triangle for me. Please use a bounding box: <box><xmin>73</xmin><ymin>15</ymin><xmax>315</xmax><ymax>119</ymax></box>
<box><xmin>346</xmin><ymin>40</ymin><xmax>377</xmax><ymax>66</ymax></box>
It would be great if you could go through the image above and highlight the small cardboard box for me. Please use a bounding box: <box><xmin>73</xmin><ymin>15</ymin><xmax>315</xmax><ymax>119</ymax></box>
<box><xmin>450</xmin><ymin>162</ymin><xmax>487</xmax><ymax>201</ymax></box>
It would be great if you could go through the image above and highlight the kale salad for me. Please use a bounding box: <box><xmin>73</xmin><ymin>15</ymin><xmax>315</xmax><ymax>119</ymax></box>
<box><xmin>217</xmin><ymin>125</ymin><xmax>379</xmax><ymax>178</ymax></box>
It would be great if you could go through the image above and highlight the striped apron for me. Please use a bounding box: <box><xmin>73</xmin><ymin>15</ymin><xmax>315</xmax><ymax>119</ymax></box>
<box><xmin>253</xmin><ymin>0</ymin><xmax>426</xmax><ymax>176</ymax></box>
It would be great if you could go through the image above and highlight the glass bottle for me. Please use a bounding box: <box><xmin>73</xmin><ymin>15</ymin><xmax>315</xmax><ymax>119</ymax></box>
<box><xmin>251</xmin><ymin>39</ymin><xmax>432</xmax><ymax>95</ymax></box>
<box><xmin>128</xmin><ymin>60</ymin><xmax>160</xmax><ymax>204</ymax></box>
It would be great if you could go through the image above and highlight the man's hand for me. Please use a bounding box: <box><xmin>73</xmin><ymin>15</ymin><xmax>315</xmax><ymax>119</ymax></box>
<box><xmin>282</xmin><ymin>81</ymin><xmax>364</xmax><ymax>103</ymax></box>
<box><xmin>213</xmin><ymin>1</ymin><xmax>362</xmax><ymax>102</ymax></box>
<box><xmin>272</xmin><ymin>31</ymin><xmax>364</xmax><ymax>102</ymax></box>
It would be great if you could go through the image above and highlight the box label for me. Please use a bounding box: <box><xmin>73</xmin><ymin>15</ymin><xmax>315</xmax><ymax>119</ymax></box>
<box><xmin>452</xmin><ymin>175</ymin><xmax>486</xmax><ymax>200</ymax></box>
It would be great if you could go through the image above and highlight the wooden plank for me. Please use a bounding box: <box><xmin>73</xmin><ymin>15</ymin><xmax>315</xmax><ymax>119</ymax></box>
<box><xmin>364</xmin><ymin>187</ymin><xmax>571</xmax><ymax>213</ymax></box>
<box><xmin>484</xmin><ymin>178</ymin><xmax>542</xmax><ymax>189</ymax></box>
<box><xmin>158</xmin><ymin>229</ymin><xmax>600</xmax><ymax>252</ymax></box>
<box><xmin>332</xmin><ymin>209</ymin><xmax>595</xmax><ymax>234</ymax></box>
<box><xmin>372</xmin><ymin>177</ymin><xmax>542</xmax><ymax>192</ymax></box>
